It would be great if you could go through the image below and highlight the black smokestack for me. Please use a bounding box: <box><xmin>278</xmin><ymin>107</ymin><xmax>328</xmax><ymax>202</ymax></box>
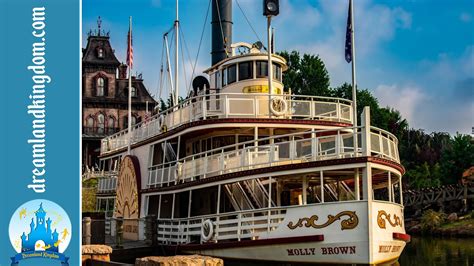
<box><xmin>211</xmin><ymin>0</ymin><xmax>232</xmax><ymax>65</ymax></box>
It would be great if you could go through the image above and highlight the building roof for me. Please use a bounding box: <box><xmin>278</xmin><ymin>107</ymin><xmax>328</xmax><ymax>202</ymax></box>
<box><xmin>82</xmin><ymin>33</ymin><xmax>120</xmax><ymax>67</ymax></box>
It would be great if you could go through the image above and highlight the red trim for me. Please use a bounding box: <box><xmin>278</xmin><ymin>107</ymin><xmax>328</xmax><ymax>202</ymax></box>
<box><xmin>393</xmin><ymin>232</ymin><xmax>411</xmax><ymax>243</ymax></box>
<box><xmin>172</xmin><ymin>235</ymin><xmax>324</xmax><ymax>251</ymax></box>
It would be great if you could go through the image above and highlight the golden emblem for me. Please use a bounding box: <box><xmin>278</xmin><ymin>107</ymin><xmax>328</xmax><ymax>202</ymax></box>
<box><xmin>287</xmin><ymin>211</ymin><xmax>359</xmax><ymax>230</ymax></box>
<box><xmin>377</xmin><ymin>210</ymin><xmax>402</xmax><ymax>229</ymax></box>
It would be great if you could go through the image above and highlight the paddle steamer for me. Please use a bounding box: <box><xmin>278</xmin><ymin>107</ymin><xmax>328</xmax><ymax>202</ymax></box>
<box><xmin>94</xmin><ymin>1</ymin><xmax>410</xmax><ymax>264</ymax></box>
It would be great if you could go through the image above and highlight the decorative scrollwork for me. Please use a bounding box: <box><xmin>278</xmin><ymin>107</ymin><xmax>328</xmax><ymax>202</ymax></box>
<box><xmin>287</xmin><ymin>211</ymin><xmax>359</xmax><ymax>230</ymax></box>
<box><xmin>377</xmin><ymin>210</ymin><xmax>403</xmax><ymax>229</ymax></box>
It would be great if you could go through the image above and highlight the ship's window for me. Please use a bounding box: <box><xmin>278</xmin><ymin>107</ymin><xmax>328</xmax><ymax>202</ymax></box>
<box><xmin>97</xmin><ymin>113</ymin><xmax>105</xmax><ymax>134</ymax></box>
<box><xmin>96</xmin><ymin>77</ymin><xmax>105</xmax><ymax>96</ymax></box>
<box><xmin>174</xmin><ymin>191</ymin><xmax>190</xmax><ymax>218</ymax></box>
<box><xmin>256</xmin><ymin>61</ymin><xmax>268</xmax><ymax>78</ymax></box>
<box><xmin>227</xmin><ymin>64</ymin><xmax>236</xmax><ymax>84</ymax></box>
<box><xmin>273</xmin><ymin>63</ymin><xmax>282</xmax><ymax>81</ymax></box>
<box><xmin>238</xmin><ymin>61</ymin><xmax>253</xmax><ymax>81</ymax></box>
<box><xmin>159</xmin><ymin>194</ymin><xmax>173</xmax><ymax>218</ymax></box>
<box><xmin>222</xmin><ymin>69</ymin><xmax>227</xmax><ymax>87</ymax></box>
<box><xmin>147</xmin><ymin>195</ymin><xmax>160</xmax><ymax>216</ymax></box>
<box><xmin>191</xmin><ymin>186</ymin><xmax>218</xmax><ymax>216</ymax></box>
<box><xmin>131</xmin><ymin>86</ymin><xmax>137</xmax><ymax>97</ymax></box>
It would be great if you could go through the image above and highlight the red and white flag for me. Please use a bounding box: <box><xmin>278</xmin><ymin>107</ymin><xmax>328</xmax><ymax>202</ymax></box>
<box><xmin>127</xmin><ymin>23</ymin><xmax>133</xmax><ymax>69</ymax></box>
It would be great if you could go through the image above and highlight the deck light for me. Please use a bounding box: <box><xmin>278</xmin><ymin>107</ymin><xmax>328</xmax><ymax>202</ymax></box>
<box><xmin>263</xmin><ymin>0</ymin><xmax>279</xmax><ymax>17</ymax></box>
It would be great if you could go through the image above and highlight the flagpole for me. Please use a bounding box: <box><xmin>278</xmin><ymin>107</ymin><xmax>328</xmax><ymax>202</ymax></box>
<box><xmin>127</xmin><ymin>16</ymin><xmax>132</xmax><ymax>155</ymax></box>
<box><xmin>350</xmin><ymin>0</ymin><xmax>358</xmax><ymax>153</ymax></box>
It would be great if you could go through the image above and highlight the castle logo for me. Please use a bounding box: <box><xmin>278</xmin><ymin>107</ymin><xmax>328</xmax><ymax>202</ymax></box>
<box><xmin>9</xmin><ymin>199</ymin><xmax>71</xmax><ymax>265</ymax></box>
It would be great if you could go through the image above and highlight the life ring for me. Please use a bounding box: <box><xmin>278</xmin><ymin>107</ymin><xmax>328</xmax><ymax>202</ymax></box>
<box><xmin>161</xmin><ymin>124</ymin><xmax>167</xmax><ymax>132</ymax></box>
<box><xmin>270</xmin><ymin>97</ymin><xmax>288</xmax><ymax>117</ymax></box>
<box><xmin>201</xmin><ymin>219</ymin><xmax>214</xmax><ymax>242</ymax></box>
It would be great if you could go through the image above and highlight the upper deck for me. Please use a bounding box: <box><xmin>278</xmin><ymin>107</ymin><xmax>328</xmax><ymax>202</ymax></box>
<box><xmin>100</xmin><ymin>93</ymin><xmax>353</xmax><ymax>155</ymax></box>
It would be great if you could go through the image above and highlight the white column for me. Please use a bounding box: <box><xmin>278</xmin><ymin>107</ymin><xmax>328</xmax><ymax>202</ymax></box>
<box><xmin>388</xmin><ymin>171</ymin><xmax>392</xmax><ymax>202</ymax></box>
<box><xmin>361</xmin><ymin>107</ymin><xmax>371</xmax><ymax>157</ymax></box>
<box><xmin>355</xmin><ymin>168</ymin><xmax>360</xmax><ymax>200</ymax></box>
<box><xmin>319</xmin><ymin>170</ymin><xmax>324</xmax><ymax>203</ymax></box>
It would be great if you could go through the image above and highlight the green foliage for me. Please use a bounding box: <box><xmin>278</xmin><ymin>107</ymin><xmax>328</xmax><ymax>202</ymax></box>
<box><xmin>440</xmin><ymin>134</ymin><xmax>474</xmax><ymax>184</ymax></box>
<box><xmin>471</xmin><ymin>211</ymin><xmax>474</xmax><ymax>219</ymax></box>
<box><xmin>420</xmin><ymin>209</ymin><xmax>446</xmax><ymax>232</ymax></box>
<box><xmin>405</xmin><ymin>162</ymin><xmax>442</xmax><ymax>189</ymax></box>
<box><xmin>278</xmin><ymin>51</ymin><xmax>331</xmax><ymax>96</ymax></box>
<box><xmin>82</xmin><ymin>188</ymin><xmax>96</xmax><ymax>212</ymax></box>
<box><xmin>159</xmin><ymin>93</ymin><xmax>185</xmax><ymax>112</ymax></box>
<box><xmin>279</xmin><ymin>49</ymin><xmax>473</xmax><ymax>189</ymax></box>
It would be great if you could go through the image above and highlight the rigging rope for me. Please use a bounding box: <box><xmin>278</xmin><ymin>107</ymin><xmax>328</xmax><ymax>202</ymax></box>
<box><xmin>235</xmin><ymin>0</ymin><xmax>264</xmax><ymax>47</ymax></box>
<box><xmin>187</xmin><ymin>0</ymin><xmax>212</xmax><ymax>95</ymax></box>
<box><xmin>214</xmin><ymin>0</ymin><xmax>227</xmax><ymax>57</ymax></box>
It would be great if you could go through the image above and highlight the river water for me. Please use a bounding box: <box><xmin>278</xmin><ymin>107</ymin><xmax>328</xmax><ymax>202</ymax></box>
<box><xmin>398</xmin><ymin>236</ymin><xmax>474</xmax><ymax>266</ymax></box>
<box><xmin>226</xmin><ymin>237</ymin><xmax>474</xmax><ymax>265</ymax></box>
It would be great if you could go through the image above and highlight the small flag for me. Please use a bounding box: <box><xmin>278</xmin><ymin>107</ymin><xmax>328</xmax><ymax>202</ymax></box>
<box><xmin>345</xmin><ymin>0</ymin><xmax>353</xmax><ymax>63</ymax></box>
<box><xmin>127</xmin><ymin>26</ymin><xmax>134</xmax><ymax>69</ymax></box>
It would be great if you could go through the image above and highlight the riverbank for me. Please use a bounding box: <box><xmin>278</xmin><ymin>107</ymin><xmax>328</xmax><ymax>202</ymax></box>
<box><xmin>407</xmin><ymin>211</ymin><xmax>474</xmax><ymax>237</ymax></box>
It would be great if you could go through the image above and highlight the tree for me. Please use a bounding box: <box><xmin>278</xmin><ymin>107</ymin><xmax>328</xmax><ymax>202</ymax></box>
<box><xmin>278</xmin><ymin>51</ymin><xmax>331</xmax><ymax>96</ymax></box>
<box><xmin>440</xmin><ymin>134</ymin><xmax>474</xmax><ymax>184</ymax></box>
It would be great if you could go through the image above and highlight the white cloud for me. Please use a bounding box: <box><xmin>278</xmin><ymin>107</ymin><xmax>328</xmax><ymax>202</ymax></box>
<box><xmin>460</xmin><ymin>12</ymin><xmax>472</xmax><ymax>23</ymax></box>
<box><xmin>374</xmin><ymin>84</ymin><xmax>426</xmax><ymax>127</ymax></box>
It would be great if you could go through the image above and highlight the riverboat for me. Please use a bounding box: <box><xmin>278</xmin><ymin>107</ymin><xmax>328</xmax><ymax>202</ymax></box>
<box><xmin>94</xmin><ymin>0</ymin><xmax>410</xmax><ymax>264</ymax></box>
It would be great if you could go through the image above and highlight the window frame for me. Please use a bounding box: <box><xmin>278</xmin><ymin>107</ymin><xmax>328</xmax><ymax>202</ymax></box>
<box><xmin>238</xmin><ymin>61</ymin><xmax>253</xmax><ymax>81</ymax></box>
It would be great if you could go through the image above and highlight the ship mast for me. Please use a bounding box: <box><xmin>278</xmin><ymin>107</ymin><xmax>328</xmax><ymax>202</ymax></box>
<box><xmin>174</xmin><ymin>0</ymin><xmax>179</xmax><ymax>105</ymax></box>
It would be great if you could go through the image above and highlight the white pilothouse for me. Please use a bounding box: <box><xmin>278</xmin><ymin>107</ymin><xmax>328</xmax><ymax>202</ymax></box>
<box><xmin>95</xmin><ymin>0</ymin><xmax>410</xmax><ymax>264</ymax></box>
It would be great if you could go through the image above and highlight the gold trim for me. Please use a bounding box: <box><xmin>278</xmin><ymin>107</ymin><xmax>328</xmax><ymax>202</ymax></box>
<box><xmin>377</xmin><ymin>210</ymin><xmax>402</xmax><ymax>229</ymax></box>
<box><xmin>287</xmin><ymin>211</ymin><xmax>359</xmax><ymax>230</ymax></box>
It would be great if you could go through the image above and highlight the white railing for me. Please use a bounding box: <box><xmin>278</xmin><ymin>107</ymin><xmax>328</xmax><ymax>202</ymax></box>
<box><xmin>157</xmin><ymin>207</ymin><xmax>287</xmax><ymax>244</ymax></box>
<box><xmin>97</xmin><ymin>176</ymin><xmax>118</xmax><ymax>193</ymax></box>
<box><xmin>370</xmin><ymin>126</ymin><xmax>400</xmax><ymax>162</ymax></box>
<box><xmin>147</xmin><ymin>126</ymin><xmax>400</xmax><ymax>188</ymax></box>
<box><xmin>101</xmin><ymin>93</ymin><xmax>353</xmax><ymax>154</ymax></box>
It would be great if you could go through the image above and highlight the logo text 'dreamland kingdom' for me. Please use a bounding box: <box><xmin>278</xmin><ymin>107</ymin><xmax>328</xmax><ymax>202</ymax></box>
<box><xmin>9</xmin><ymin>200</ymin><xmax>71</xmax><ymax>265</ymax></box>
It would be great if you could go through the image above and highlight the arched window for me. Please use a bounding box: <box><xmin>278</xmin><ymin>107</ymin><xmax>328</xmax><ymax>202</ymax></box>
<box><xmin>131</xmin><ymin>86</ymin><xmax>137</xmax><ymax>97</ymax></box>
<box><xmin>123</xmin><ymin>115</ymin><xmax>138</xmax><ymax>128</ymax></box>
<box><xmin>86</xmin><ymin>116</ymin><xmax>94</xmax><ymax>128</ymax></box>
<box><xmin>98</xmin><ymin>48</ymin><xmax>104</xmax><ymax>58</ymax></box>
<box><xmin>107</xmin><ymin>116</ymin><xmax>115</xmax><ymax>133</ymax></box>
<box><xmin>96</xmin><ymin>77</ymin><xmax>105</xmax><ymax>96</ymax></box>
<box><xmin>97</xmin><ymin>113</ymin><xmax>105</xmax><ymax>134</ymax></box>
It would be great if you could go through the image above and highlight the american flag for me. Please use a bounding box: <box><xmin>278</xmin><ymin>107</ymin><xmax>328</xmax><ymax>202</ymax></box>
<box><xmin>345</xmin><ymin>0</ymin><xmax>353</xmax><ymax>63</ymax></box>
<box><xmin>127</xmin><ymin>27</ymin><xmax>133</xmax><ymax>69</ymax></box>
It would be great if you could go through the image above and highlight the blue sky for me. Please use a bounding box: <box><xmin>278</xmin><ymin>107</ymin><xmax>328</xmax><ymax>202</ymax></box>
<box><xmin>82</xmin><ymin>0</ymin><xmax>474</xmax><ymax>134</ymax></box>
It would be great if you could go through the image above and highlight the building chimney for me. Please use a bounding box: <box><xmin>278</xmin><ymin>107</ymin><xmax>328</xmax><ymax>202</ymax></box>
<box><xmin>211</xmin><ymin>0</ymin><xmax>232</xmax><ymax>65</ymax></box>
<box><xmin>118</xmin><ymin>63</ymin><xmax>128</xmax><ymax>79</ymax></box>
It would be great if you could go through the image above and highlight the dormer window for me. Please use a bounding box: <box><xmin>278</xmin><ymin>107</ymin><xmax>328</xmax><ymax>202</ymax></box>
<box><xmin>96</xmin><ymin>77</ymin><xmax>105</xmax><ymax>96</ymax></box>
<box><xmin>131</xmin><ymin>86</ymin><xmax>137</xmax><ymax>97</ymax></box>
<box><xmin>98</xmin><ymin>48</ymin><xmax>104</xmax><ymax>58</ymax></box>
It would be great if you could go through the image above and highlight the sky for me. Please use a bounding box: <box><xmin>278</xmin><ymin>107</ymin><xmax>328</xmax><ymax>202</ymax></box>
<box><xmin>82</xmin><ymin>0</ymin><xmax>474</xmax><ymax>135</ymax></box>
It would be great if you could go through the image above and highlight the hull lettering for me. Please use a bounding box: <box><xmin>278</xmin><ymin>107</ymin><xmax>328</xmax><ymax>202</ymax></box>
<box><xmin>321</xmin><ymin>246</ymin><xmax>356</xmax><ymax>255</ymax></box>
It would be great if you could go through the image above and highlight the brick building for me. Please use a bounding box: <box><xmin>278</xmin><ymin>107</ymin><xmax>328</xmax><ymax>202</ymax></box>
<box><xmin>82</xmin><ymin>25</ymin><xmax>156</xmax><ymax>169</ymax></box>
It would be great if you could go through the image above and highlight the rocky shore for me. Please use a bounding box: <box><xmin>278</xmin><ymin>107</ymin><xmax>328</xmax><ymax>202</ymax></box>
<box><xmin>406</xmin><ymin>212</ymin><xmax>474</xmax><ymax>237</ymax></box>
